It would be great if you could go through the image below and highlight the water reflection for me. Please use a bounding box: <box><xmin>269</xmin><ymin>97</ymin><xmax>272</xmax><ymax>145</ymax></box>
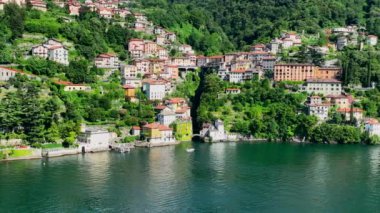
<box><xmin>1</xmin><ymin>143</ymin><xmax>380</xmax><ymax>212</ymax></box>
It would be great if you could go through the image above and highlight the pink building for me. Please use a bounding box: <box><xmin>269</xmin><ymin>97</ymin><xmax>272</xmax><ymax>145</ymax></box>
<box><xmin>97</xmin><ymin>7</ymin><xmax>113</xmax><ymax>19</ymax></box>
<box><xmin>179</xmin><ymin>44</ymin><xmax>194</xmax><ymax>55</ymax></box>
<box><xmin>155</xmin><ymin>35</ymin><xmax>166</xmax><ymax>46</ymax></box>
<box><xmin>133</xmin><ymin>59</ymin><xmax>150</xmax><ymax>74</ymax></box>
<box><xmin>128</xmin><ymin>39</ymin><xmax>145</xmax><ymax>58</ymax></box>
<box><xmin>337</xmin><ymin>108</ymin><xmax>364</xmax><ymax>122</ymax></box>
<box><xmin>144</xmin><ymin>41</ymin><xmax>158</xmax><ymax>56</ymax></box>
<box><xmin>250</xmin><ymin>44</ymin><xmax>266</xmax><ymax>52</ymax></box>
<box><xmin>157</xmin><ymin>47</ymin><xmax>168</xmax><ymax>60</ymax></box>
<box><xmin>164</xmin><ymin>65</ymin><xmax>179</xmax><ymax>79</ymax></box>
<box><xmin>68</xmin><ymin>1</ymin><xmax>81</xmax><ymax>16</ymax></box>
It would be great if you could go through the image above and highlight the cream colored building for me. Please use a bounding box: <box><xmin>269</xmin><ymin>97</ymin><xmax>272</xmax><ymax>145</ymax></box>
<box><xmin>302</xmin><ymin>79</ymin><xmax>342</xmax><ymax>96</ymax></box>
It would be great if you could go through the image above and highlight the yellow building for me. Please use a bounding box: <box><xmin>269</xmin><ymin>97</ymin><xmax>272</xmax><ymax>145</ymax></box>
<box><xmin>123</xmin><ymin>85</ymin><xmax>136</xmax><ymax>99</ymax></box>
<box><xmin>142</xmin><ymin>123</ymin><xmax>175</xmax><ymax>144</ymax></box>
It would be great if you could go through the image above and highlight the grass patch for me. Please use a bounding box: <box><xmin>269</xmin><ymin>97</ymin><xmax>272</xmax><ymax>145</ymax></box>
<box><xmin>9</xmin><ymin>149</ymin><xmax>33</xmax><ymax>158</ymax></box>
<box><xmin>0</xmin><ymin>152</ymin><xmax>5</xmax><ymax>160</ymax></box>
<box><xmin>122</xmin><ymin>136</ymin><xmax>137</xmax><ymax>143</ymax></box>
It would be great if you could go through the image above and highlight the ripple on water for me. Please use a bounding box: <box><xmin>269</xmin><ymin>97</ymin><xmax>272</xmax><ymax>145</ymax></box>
<box><xmin>1</xmin><ymin>143</ymin><xmax>380</xmax><ymax>212</ymax></box>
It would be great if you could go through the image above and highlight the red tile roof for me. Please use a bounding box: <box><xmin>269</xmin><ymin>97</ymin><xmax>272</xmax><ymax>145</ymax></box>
<box><xmin>208</xmin><ymin>55</ymin><xmax>223</xmax><ymax>59</ymax></box>
<box><xmin>231</xmin><ymin>69</ymin><xmax>246</xmax><ymax>73</ymax></box>
<box><xmin>365</xmin><ymin>118</ymin><xmax>379</xmax><ymax>125</ymax></box>
<box><xmin>54</xmin><ymin>80</ymin><xmax>85</xmax><ymax>86</ymax></box>
<box><xmin>0</xmin><ymin>66</ymin><xmax>35</xmax><ymax>77</ymax></box>
<box><xmin>97</xmin><ymin>53</ymin><xmax>116</xmax><ymax>58</ymax></box>
<box><xmin>155</xmin><ymin>105</ymin><xmax>166</xmax><ymax>110</ymax></box>
<box><xmin>167</xmin><ymin>97</ymin><xmax>186</xmax><ymax>104</ymax></box>
<box><xmin>129</xmin><ymin>38</ymin><xmax>144</xmax><ymax>41</ymax></box>
<box><xmin>175</xmin><ymin>106</ymin><xmax>190</xmax><ymax>114</ymax></box>
<box><xmin>337</xmin><ymin>108</ymin><xmax>363</xmax><ymax>113</ymax></box>
<box><xmin>47</xmin><ymin>45</ymin><xmax>67</xmax><ymax>50</ymax></box>
<box><xmin>143</xmin><ymin>123</ymin><xmax>172</xmax><ymax>131</ymax></box>
<box><xmin>253</xmin><ymin>44</ymin><xmax>266</xmax><ymax>48</ymax></box>
<box><xmin>132</xmin><ymin>126</ymin><xmax>141</xmax><ymax>130</ymax></box>
<box><xmin>306</xmin><ymin>78</ymin><xmax>341</xmax><ymax>83</ymax></box>
<box><xmin>123</xmin><ymin>85</ymin><xmax>135</xmax><ymax>89</ymax></box>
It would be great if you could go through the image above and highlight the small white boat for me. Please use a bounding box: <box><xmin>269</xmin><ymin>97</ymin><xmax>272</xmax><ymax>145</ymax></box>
<box><xmin>186</xmin><ymin>148</ymin><xmax>195</xmax><ymax>153</ymax></box>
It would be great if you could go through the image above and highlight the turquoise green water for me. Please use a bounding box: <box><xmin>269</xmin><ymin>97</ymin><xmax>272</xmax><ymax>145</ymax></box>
<box><xmin>1</xmin><ymin>142</ymin><xmax>380</xmax><ymax>212</ymax></box>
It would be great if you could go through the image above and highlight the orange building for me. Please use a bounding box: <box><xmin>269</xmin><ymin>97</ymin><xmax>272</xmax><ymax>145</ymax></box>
<box><xmin>274</xmin><ymin>64</ymin><xmax>317</xmax><ymax>81</ymax></box>
<box><xmin>316</xmin><ymin>67</ymin><xmax>341</xmax><ymax>80</ymax></box>
<box><xmin>274</xmin><ymin>64</ymin><xmax>341</xmax><ymax>81</ymax></box>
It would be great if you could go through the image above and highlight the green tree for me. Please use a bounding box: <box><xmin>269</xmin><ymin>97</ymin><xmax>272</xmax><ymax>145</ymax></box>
<box><xmin>4</xmin><ymin>3</ymin><xmax>26</xmax><ymax>40</ymax></box>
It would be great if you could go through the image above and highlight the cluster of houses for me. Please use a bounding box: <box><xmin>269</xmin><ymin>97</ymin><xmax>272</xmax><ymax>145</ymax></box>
<box><xmin>305</xmin><ymin>94</ymin><xmax>380</xmax><ymax>138</ymax></box>
<box><xmin>330</xmin><ymin>25</ymin><xmax>378</xmax><ymax>50</ymax></box>
<box><xmin>130</xmin><ymin>97</ymin><xmax>193</xmax><ymax>145</ymax></box>
<box><xmin>0</xmin><ymin>0</ymin><xmax>46</xmax><ymax>11</ymax></box>
<box><xmin>121</xmin><ymin>26</ymin><xmax>196</xmax><ymax>100</ymax></box>
<box><xmin>31</xmin><ymin>39</ymin><xmax>69</xmax><ymax>65</ymax></box>
<box><xmin>66</xmin><ymin>0</ymin><xmax>131</xmax><ymax>18</ymax></box>
<box><xmin>197</xmin><ymin>45</ymin><xmax>276</xmax><ymax>83</ymax></box>
<box><xmin>271</xmin><ymin>63</ymin><xmax>364</xmax><ymax>125</ymax></box>
<box><xmin>1</xmin><ymin>1</ymin><xmax>380</xmax><ymax>144</ymax></box>
<box><xmin>270</xmin><ymin>32</ymin><xmax>302</xmax><ymax>54</ymax></box>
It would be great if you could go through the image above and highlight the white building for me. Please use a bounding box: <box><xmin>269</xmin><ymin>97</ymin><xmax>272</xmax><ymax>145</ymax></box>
<box><xmin>122</xmin><ymin>77</ymin><xmax>142</xmax><ymax>88</ymax></box>
<box><xmin>270</xmin><ymin>39</ymin><xmax>280</xmax><ymax>54</ymax></box>
<box><xmin>228</xmin><ymin>68</ymin><xmax>262</xmax><ymax>83</ymax></box>
<box><xmin>143</xmin><ymin>80</ymin><xmax>166</xmax><ymax>100</ymax></box>
<box><xmin>365</xmin><ymin>118</ymin><xmax>380</xmax><ymax>137</ymax></box>
<box><xmin>302</xmin><ymin>79</ymin><xmax>342</xmax><ymax>96</ymax></box>
<box><xmin>157</xmin><ymin>107</ymin><xmax>177</xmax><ymax>126</ymax></box>
<box><xmin>0</xmin><ymin>0</ymin><xmax>25</xmax><ymax>10</ymax></box>
<box><xmin>78</xmin><ymin>127</ymin><xmax>113</xmax><ymax>152</ymax></box>
<box><xmin>200</xmin><ymin>119</ymin><xmax>227</xmax><ymax>142</ymax></box>
<box><xmin>307</xmin><ymin>96</ymin><xmax>330</xmax><ymax>120</ymax></box>
<box><xmin>32</xmin><ymin>40</ymin><xmax>69</xmax><ymax>65</ymax></box>
<box><xmin>166</xmin><ymin>32</ymin><xmax>176</xmax><ymax>42</ymax></box>
<box><xmin>95</xmin><ymin>53</ymin><xmax>119</xmax><ymax>69</ymax></box>
<box><xmin>55</xmin><ymin>81</ymin><xmax>91</xmax><ymax>92</ymax></box>
<box><xmin>131</xmin><ymin>126</ymin><xmax>141</xmax><ymax>136</ymax></box>
<box><xmin>120</xmin><ymin>64</ymin><xmax>141</xmax><ymax>79</ymax></box>
<box><xmin>179</xmin><ymin>44</ymin><xmax>194</xmax><ymax>55</ymax></box>
<box><xmin>225</xmin><ymin>88</ymin><xmax>241</xmax><ymax>94</ymax></box>
<box><xmin>48</xmin><ymin>46</ymin><xmax>69</xmax><ymax>65</ymax></box>
<box><xmin>229</xmin><ymin>70</ymin><xmax>246</xmax><ymax>83</ymax></box>
<box><xmin>261</xmin><ymin>57</ymin><xmax>276</xmax><ymax>72</ymax></box>
<box><xmin>367</xmin><ymin>35</ymin><xmax>378</xmax><ymax>46</ymax></box>
<box><xmin>31</xmin><ymin>45</ymin><xmax>49</xmax><ymax>58</ymax></box>
<box><xmin>337</xmin><ymin>36</ymin><xmax>348</xmax><ymax>51</ymax></box>
<box><xmin>0</xmin><ymin>66</ymin><xmax>33</xmax><ymax>81</ymax></box>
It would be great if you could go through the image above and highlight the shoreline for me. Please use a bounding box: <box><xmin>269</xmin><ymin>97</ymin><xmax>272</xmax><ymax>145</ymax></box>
<box><xmin>0</xmin><ymin>139</ymin><xmax>368</xmax><ymax>162</ymax></box>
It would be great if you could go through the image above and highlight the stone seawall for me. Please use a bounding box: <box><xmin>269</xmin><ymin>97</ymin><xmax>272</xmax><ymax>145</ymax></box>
<box><xmin>42</xmin><ymin>148</ymin><xmax>80</xmax><ymax>158</ymax></box>
<box><xmin>0</xmin><ymin>139</ymin><xmax>23</xmax><ymax>146</ymax></box>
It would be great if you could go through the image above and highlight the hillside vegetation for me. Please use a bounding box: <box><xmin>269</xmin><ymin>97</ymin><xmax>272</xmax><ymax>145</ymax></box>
<box><xmin>139</xmin><ymin>0</ymin><xmax>380</xmax><ymax>50</ymax></box>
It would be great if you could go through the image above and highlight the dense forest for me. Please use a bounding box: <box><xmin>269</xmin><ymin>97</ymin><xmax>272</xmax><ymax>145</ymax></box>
<box><xmin>139</xmin><ymin>0</ymin><xmax>380</xmax><ymax>50</ymax></box>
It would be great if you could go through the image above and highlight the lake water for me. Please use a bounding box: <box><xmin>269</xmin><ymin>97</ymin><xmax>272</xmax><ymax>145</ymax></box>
<box><xmin>1</xmin><ymin>142</ymin><xmax>380</xmax><ymax>212</ymax></box>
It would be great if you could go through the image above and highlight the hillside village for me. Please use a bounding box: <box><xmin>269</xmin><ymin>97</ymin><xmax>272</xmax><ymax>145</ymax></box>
<box><xmin>1</xmin><ymin>0</ymin><xmax>380</xmax><ymax>159</ymax></box>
